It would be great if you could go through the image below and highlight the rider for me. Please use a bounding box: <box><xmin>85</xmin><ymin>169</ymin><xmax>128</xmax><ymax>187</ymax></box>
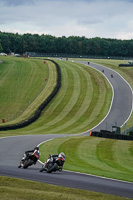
<box><xmin>58</xmin><ymin>152</ymin><xmax>65</xmax><ymax>160</ymax></box>
<box><xmin>18</xmin><ymin>146</ymin><xmax>40</xmax><ymax>168</ymax></box>
<box><xmin>43</xmin><ymin>152</ymin><xmax>65</xmax><ymax>171</ymax></box>
<box><xmin>25</xmin><ymin>146</ymin><xmax>39</xmax><ymax>156</ymax></box>
<box><xmin>58</xmin><ymin>152</ymin><xmax>65</xmax><ymax>171</ymax></box>
<box><xmin>49</xmin><ymin>152</ymin><xmax>65</xmax><ymax>161</ymax></box>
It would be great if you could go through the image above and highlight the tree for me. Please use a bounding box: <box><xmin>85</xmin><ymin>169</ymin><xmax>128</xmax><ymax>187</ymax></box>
<box><xmin>0</xmin><ymin>32</ymin><xmax>11</xmax><ymax>53</ymax></box>
<box><xmin>0</xmin><ymin>31</ymin><xmax>133</xmax><ymax>57</ymax></box>
<box><xmin>0</xmin><ymin>41</ymin><xmax>3</xmax><ymax>52</ymax></box>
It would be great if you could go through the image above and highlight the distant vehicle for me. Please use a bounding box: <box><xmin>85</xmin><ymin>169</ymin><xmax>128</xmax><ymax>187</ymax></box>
<box><xmin>128</xmin><ymin>60</ymin><xmax>133</xmax><ymax>64</ymax></box>
<box><xmin>14</xmin><ymin>54</ymin><xmax>20</xmax><ymax>57</ymax></box>
<box><xmin>0</xmin><ymin>53</ymin><xmax>7</xmax><ymax>56</ymax></box>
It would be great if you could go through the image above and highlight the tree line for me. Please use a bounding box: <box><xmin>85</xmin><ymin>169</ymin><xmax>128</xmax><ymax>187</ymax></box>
<box><xmin>0</xmin><ymin>31</ymin><xmax>133</xmax><ymax>57</ymax></box>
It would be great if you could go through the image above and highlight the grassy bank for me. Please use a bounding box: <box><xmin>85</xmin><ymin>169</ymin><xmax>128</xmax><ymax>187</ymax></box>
<box><xmin>39</xmin><ymin>136</ymin><xmax>133</xmax><ymax>182</ymax></box>
<box><xmin>0</xmin><ymin>176</ymin><xmax>129</xmax><ymax>200</ymax></box>
<box><xmin>0</xmin><ymin>56</ymin><xmax>57</xmax><ymax>125</ymax></box>
<box><xmin>0</xmin><ymin>58</ymin><xmax>112</xmax><ymax>136</ymax></box>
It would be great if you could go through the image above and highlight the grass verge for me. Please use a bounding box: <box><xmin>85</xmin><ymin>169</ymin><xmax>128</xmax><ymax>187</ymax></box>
<box><xmin>39</xmin><ymin>136</ymin><xmax>133</xmax><ymax>182</ymax></box>
<box><xmin>0</xmin><ymin>176</ymin><xmax>129</xmax><ymax>200</ymax></box>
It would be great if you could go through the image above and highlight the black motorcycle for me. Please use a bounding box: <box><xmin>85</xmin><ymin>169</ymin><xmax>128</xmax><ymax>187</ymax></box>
<box><xmin>40</xmin><ymin>153</ymin><xmax>65</xmax><ymax>173</ymax></box>
<box><xmin>18</xmin><ymin>150</ymin><xmax>40</xmax><ymax>169</ymax></box>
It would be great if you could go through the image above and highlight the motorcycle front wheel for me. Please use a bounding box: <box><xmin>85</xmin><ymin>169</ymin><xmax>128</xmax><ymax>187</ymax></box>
<box><xmin>39</xmin><ymin>167</ymin><xmax>46</xmax><ymax>172</ymax></box>
<box><xmin>47</xmin><ymin>163</ymin><xmax>58</xmax><ymax>173</ymax></box>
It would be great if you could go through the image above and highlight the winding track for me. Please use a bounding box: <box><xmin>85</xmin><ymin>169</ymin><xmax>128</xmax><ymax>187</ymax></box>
<box><xmin>79</xmin><ymin>61</ymin><xmax>133</xmax><ymax>132</ymax></box>
<box><xmin>0</xmin><ymin>61</ymin><xmax>133</xmax><ymax>198</ymax></box>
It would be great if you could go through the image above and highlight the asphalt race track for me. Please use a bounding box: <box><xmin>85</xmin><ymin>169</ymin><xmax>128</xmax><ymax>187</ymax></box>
<box><xmin>0</xmin><ymin>134</ymin><xmax>133</xmax><ymax>198</ymax></box>
<box><xmin>0</xmin><ymin>61</ymin><xmax>133</xmax><ymax>198</ymax></box>
<box><xmin>79</xmin><ymin>61</ymin><xmax>133</xmax><ymax>132</ymax></box>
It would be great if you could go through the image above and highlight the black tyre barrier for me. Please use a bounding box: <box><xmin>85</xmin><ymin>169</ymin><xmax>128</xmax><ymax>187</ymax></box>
<box><xmin>129</xmin><ymin>131</ymin><xmax>133</xmax><ymax>136</ymax></box>
<box><xmin>0</xmin><ymin>59</ymin><xmax>61</xmax><ymax>131</ymax></box>
<box><xmin>119</xmin><ymin>64</ymin><xmax>133</xmax><ymax>67</ymax></box>
<box><xmin>91</xmin><ymin>131</ymin><xmax>133</xmax><ymax>141</ymax></box>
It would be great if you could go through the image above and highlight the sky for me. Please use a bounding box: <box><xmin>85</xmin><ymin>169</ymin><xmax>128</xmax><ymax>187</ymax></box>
<box><xmin>0</xmin><ymin>0</ymin><xmax>133</xmax><ymax>40</ymax></box>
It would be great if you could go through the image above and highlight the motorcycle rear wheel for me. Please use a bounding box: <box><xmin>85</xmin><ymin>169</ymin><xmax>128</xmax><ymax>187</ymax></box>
<box><xmin>47</xmin><ymin>163</ymin><xmax>58</xmax><ymax>173</ymax></box>
<box><xmin>23</xmin><ymin>159</ymin><xmax>33</xmax><ymax>169</ymax></box>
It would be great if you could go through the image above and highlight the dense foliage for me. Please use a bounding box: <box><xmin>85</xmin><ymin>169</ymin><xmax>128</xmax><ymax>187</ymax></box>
<box><xmin>0</xmin><ymin>31</ymin><xmax>133</xmax><ymax>57</ymax></box>
<box><xmin>0</xmin><ymin>39</ymin><xmax>3</xmax><ymax>52</ymax></box>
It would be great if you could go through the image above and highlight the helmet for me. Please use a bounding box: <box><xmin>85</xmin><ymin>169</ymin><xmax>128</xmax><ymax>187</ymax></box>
<box><xmin>59</xmin><ymin>152</ymin><xmax>65</xmax><ymax>160</ymax></box>
<box><xmin>34</xmin><ymin>146</ymin><xmax>39</xmax><ymax>151</ymax></box>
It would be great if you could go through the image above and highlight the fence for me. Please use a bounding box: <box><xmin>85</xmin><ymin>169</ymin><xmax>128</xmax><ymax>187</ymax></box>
<box><xmin>90</xmin><ymin>130</ymin><xmax>133</xmax><ymax>140</ymax></box>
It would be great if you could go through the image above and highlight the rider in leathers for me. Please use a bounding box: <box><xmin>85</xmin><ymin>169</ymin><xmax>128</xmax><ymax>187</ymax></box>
<box><xmin>18</xmin><ymin>146</ymin><xmax>40</xmax><ymax>168</ymax></box>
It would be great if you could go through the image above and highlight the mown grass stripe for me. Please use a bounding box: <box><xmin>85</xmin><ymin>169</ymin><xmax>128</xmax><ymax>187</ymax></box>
<box><xmin>0</xmin><ymin>58</ymin><xmax>112</xmax><ymax>136</ymax></box>
<box><xmin>38</xmin><ymin>62</ymin><xmax>81</xmax><ymax>131</ymax></box>
<box><xmin>39</xmin><ymin>136</ymin><xmax>133</xmax><ymax>182</ymax></box>
<box><xmin>12</xmin><ymin>60</ymin><xmax>112</xmax><ymax>135</ymax></box>
<box><xmin>113</xmin><ymin>140</ymin><xmax>133</xmax><ymax>173</ymax></box>
<box><xmin>37</xmin><ymin>62</ymin><xmax>101</xmax><ymax>134</ymax></box>
<box><xmin>49</xmin><ymin>63</ymin><xmax>93</xmax><ymax>133</ymax></box>
<box><xmin>58</xmin><ymin>137</ymin><xmax>102</xmax><ymax>172</ymax></box>
<box><xmin>28</xmin><ymin>63</ymin><xmax>74</xmax><ymax>132</ymax></box>
<box><xmin>60</xmin><ymin>65</ymin><xmax>111</xmax><ymax>134</ymax></box>
<box><xmin>96</xmin><ymin>140</ymin><xmax>128</xmax><ymax>172</ymax></box>
<box><xmin>0</xmin><ymin>57</ymin><xmax>55</xmax><ymax>125</ymax></box>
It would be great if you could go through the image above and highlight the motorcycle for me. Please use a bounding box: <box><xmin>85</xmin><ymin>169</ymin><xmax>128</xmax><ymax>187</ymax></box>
<box><xmin>18</xmin><ymin>150</ymin><xmax>40</xmax><ymax>169</ymax></box>
<box><xmin>40</xmin><ymin>153</ymin><xmax>65</xmax><ymax>173</ymax></box>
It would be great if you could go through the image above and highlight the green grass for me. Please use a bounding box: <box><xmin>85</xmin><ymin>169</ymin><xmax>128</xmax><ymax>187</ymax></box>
<box><xmin>0</xmin><ymin>176</ymin><xmax>129</xmax><ymax>200</ymax></box>
<box><xmin>39</xmin><ymin>136</ymin><xmax>133</xmax><ymax>182</ymax></box>
<box><xmin>0</xmin><ymin>57</ymin><xmax>133</xmax><ymax>199</ymax></box>
<box><xmin>0</xmin><ymin>56</ymin><xmax>57</xmax><ymax>125</ymax></box>
<box><xmin>0</xmin><ymin>58</ymin><xmax>112</xmax><ymax>136</ymax></box>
